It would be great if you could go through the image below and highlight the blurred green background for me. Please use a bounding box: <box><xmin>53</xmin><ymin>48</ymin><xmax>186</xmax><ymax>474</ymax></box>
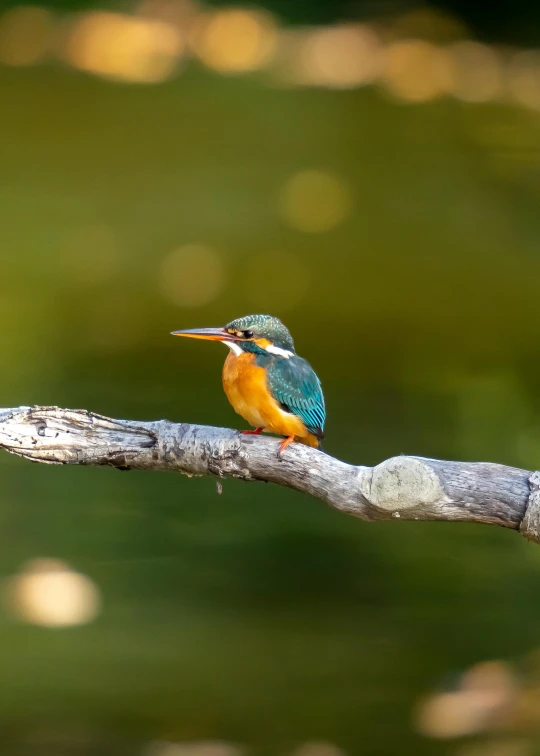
<box><xmin>1</xmin><ymin>0</ymin><xmax>540</xmax><ymax>754</ymax></box>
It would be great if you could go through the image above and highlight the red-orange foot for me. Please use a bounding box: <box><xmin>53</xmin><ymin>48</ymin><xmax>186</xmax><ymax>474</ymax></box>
<box><xmin>241</xmin><ymin>428</ymin><xmax>263</xmax><ymax>435</ymax></box>
<box><xmin>277</xmin><ymin>435</ymin><xmax>295</xmax><ymax>459</ymax></box>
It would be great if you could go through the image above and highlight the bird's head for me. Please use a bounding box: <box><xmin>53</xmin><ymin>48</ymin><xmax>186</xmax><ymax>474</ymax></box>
<box><xmin>172</xmin><ymin>314</ymin><xmax>295</xmax><ymax>357</ymax></box>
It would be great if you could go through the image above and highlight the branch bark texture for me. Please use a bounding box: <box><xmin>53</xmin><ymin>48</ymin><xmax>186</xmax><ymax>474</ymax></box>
<box><xmin>0</xmin><ymin>406</ymin><xmax>538</xmax><ymax>542</ymax></box>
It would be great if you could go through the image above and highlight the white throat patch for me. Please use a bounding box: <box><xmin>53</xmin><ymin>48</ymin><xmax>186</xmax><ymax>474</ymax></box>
<box><xmin>224</xmin><ymin>341</ymin><xmax>243</xmax><ymax>356</ymax></box>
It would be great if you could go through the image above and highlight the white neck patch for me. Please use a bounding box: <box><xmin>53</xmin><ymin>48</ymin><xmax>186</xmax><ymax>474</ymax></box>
<box><xmin>265</xmin><ymin>344</ymin><xmax>293</xmax><ymax>359</ymax></box>
<box><xmin>223</xmin><ymin>341</ymin><xmax>293</xmax><ymax>359</ymax></box>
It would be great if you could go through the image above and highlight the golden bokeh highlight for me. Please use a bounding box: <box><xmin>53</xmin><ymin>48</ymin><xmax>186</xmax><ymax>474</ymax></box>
<box><xmin>243</xmin><ymin>251</ymin><xmax>309</xmax><ymax>311</ymax></box>
<box><xmin>160</xmin><ymin>244</ymin><xmax>225</xmax><ymax>308</ymax></box>
<box><xmin>292</xmin><ymin>24</ymin><xmax>381</xmax><ymax>89</ymax></box>
<box><xmin>4</xmin><ymin>559</ymin><xmax>101</xmax><ymax>628</ymax></box>
<box><xmin>279</xmin><ymin>170</ymin><xmax>352</xmax><ymax>233</ymax></box>
<box><xmin>507</xmin><ymin>50</ymin><xmax>540</xmax><ymax>111</ymax></box>
<box><xmin>0</xmin><ymin>2</ymin><xmax>538</xmax><ymax>121</ymax></box>
<box><xmin>0</xmin><ymin>6</ymin><xmax>55</xmax><ymax>66</ymax></box>
<box><xmin>416</xmin><ymin>691</ymin><xmax>491</xmax><ymax>738</ymax></box>
<box><xmin>62</xmin><ymin>11</ymin><xmax>184</xmax><ymax>83</ymax></box>
<box><xmin>0</xmin><ymin>3</ymin><xmax>537</xmax><ymax>120</ymax></box>
<box><xmin>144</xmin><ymin>741</ymin><xmax>243</xmax><ymax>756</ymax></box>
<box><xmin>190</xmin><ymin>8</ymin><xmax>278</xmax><ymax>73</ymax></box>
<box><xmin>382</xmin><ymin>40</ymin><xmax>454</xmax><ymax>102</ymax></box>
<box><xmin>415</xmin><ymin>661</ymin><xmax>517</xmax><ymax>739</ymax></box>
<box><xmin>292</xmin><ymin>743</ymin><xmax>346</xmax><ymax>756</ymax></box>
<box><xmin>137</xmin><ymin>0</ymin><xmax>199</xmax><ymax>28</ymax></box>
<box><xmin>448</xmin><ymin>41</ymin><xmax>502</xmax><ymax>102</ymax></box>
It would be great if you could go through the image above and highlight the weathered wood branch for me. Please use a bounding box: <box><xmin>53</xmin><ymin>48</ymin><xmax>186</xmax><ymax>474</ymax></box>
<box><xmin>0</xmin><ymin>406</ymin><xmax>539</xmax><ymax>543</ymax></box>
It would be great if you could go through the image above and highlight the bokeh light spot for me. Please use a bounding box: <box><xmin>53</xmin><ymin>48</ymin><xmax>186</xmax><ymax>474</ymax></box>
<box><xmin>0</xmin><ymin>6</ymin><xmax>55</xmax><ymax>66</ymax></box>
<box><xmin>508</xmin><ymin>50</ymin><xmax>540</xmax><ymax>111</ymax></box>
<box><xmin>63</xmin><ymin>11</ymin><xmax>184</xmax><ymax>83</ymax></box>
<box><xmin>382</xmin><ymin>40</ymin><xmax>454</xmax><ymax>102</ymax></box>
<box><xmin>415</xmin><ymin>661</ymin><xmax>516</xmax><ymax>739</ymax></box>
<box><xmin>190</xmin><ymin>8</ymin><xmax>278</xmax><ymax>73</ymax></box>
<box><xmin>293</xmin><ymin>24</ymin><xmax>381</xmax><ymax>89</ymax></box>
<box><xmin>137</xmin><ymin>0</ymin><xmax>199</xmax><ymax>28</ymax></box>
<box><xmin>4</xmin><ymin>559</ymin><xmax>101</xmax><ymax>628</ymax></box>
<box><xmin>448</xmin><ymin>41</ymin><xmax>502</xmax><ymax>103</ymax></box>
<box><xmin>280</xmin><ymin>170</ymin><xmax>352</xmax><ymax>233</ymax></box>
<box><xmin>243</xmin><ymin>251</ymin><xmax>309</xmax><ymax>311</ymax></box>
<box><xmin>292</xmin><ymin>743</ymin><xmax>347</xmax><ymax>756</ymax></box>
<box><xmin>144</xmin><ymin>742</ymin><xmax>243</xmax><ymax>756</ymax></box>
<box><xmin>160</xmin><ymin>244</ymin><xmax>225</xmax><ymax>308</ymax></box>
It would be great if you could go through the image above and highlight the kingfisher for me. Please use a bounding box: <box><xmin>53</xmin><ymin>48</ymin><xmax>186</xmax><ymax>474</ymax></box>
<box><xmin>171</xmin><ymin>314</ymin><xmax>325</xmax><ymax>457</ymax></box>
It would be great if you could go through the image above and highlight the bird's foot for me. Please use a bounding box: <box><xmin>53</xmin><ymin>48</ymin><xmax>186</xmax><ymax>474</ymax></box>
<box><xmin>241</xmin><ymin>428</ymin><xmax>263</xmax><ymax>435</ymax></box>
<box><xmin>277</xmin><ymin>436</ymin><xmax>295</xmax><ymax>459</ymax></box>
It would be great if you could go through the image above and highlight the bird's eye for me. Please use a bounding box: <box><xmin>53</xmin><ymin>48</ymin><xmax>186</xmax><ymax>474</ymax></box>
<box><xmin>244</xmin><ymin>330</ymin><xmax>254</xmax><ymax>339</ymax></box>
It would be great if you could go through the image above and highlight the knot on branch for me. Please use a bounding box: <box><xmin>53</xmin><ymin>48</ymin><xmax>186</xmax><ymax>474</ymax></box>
<box><xmin>360</xmin><ymin>456</ymin><xmax>447</xmax><ymax>519</ymax></box>
<box><xmin>519</xmin><ymin>471</ymin><xmax>540</xmax><ymax>544</ymax></box>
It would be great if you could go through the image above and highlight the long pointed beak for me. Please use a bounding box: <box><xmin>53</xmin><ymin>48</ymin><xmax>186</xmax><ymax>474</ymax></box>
<box><xmin>171</xmin><ymin>327</ymin><xmax>234</xmax><ymax>342</ymax></box>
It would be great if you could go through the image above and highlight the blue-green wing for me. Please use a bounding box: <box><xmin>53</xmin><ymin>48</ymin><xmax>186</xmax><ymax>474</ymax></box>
<box><xmin>266</xmin><ymin>356</ymin><xmax>325</xmax><ymax>439</ymax></box>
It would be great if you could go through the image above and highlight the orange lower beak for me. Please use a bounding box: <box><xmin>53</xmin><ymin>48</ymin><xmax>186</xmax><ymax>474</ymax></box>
<box><xmin>171</xmin><ymin>327</ymin><xmax>234</xmax><ymax>342</ymax></box>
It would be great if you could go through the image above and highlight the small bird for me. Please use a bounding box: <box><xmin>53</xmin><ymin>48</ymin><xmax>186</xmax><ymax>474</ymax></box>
<box><xmin>172</xmin><ymin>314</ymin><xmax>325</xmax><ymax>457</ymax></box>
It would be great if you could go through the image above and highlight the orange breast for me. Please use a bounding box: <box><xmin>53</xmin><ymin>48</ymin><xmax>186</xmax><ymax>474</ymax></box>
<box><xmin>222</xmin><ymin>351</ymin><xmax>317</xmax><ymax>446</ymax></box>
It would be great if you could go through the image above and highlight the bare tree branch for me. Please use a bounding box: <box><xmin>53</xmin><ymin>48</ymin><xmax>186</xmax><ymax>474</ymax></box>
<box><xmin>0</xmin><ymin>406</ymin><xmax>538</xmax><ymax>542</ymax></box>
